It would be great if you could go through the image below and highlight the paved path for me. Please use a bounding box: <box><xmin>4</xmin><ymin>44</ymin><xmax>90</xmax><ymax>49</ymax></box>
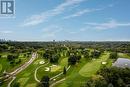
<box><xmin>49</xmin><ymin>66</ymin><xmax>71</xmax><ymax>87</ymax></box>
<box><xmin>34</xmin><ymin>64</ymin><xmax>70</xmax><ymax>83</ymax></box>
<box><xmin>7</xmin><ymin>52</ymin><xmax>37</xmax><ymax>87</ymax></box>
<box><xmin>50</xmin><ymin>66</ymin><xmax>70</xmax><ymax>80</ymax></box>
<box><xmin>34</xmin><ymin>62</ymin><xmax>49</xmax><ymax>82</ymax></box>
<box><xmin>10</xmin><ymin>53</ymin><xmax>37</xmax><ymax>75</ymax></box>
<box><xmin>50</xmin><ymin>78</ymin><xmax>66</xmax><ymax>87</ymax></box>
<box><xmin>7</xmin><ymin>77</ymin><xmax>16</xmax><ymax>87</ymax></box>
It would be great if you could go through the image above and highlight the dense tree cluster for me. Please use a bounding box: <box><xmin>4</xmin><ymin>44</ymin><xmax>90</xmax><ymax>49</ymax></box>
<box><xmin>81</xmin><ymin>49</ymin><xmax>90</xmax><ymax>59</ymax></box>
<box><xmin>43</xmin><ymin>49</ymin><xmax>60</xmax><ymax>63</ymax></box>
<box><xmin>90</xmin><ymin>50</ymin><xmax>101</xmax><ymax>58</ymax></box>
<box><xmin>40</xmin><ymin>76</ymin><xmax>50</xmax><ymax>87</ymax></box>
<box><xmin>68</xmin><ymin>54</ymin><xmax>81</xmax><ymax>65</ymax></box>
<box><xmin>109</xmin><ymin>52</ymin><xmax>118</xmax><ymax>59</ymax></box>
<box><xmin>85</xmin><ymin>67</ymin><xmax>130</xmax><ymax>87</ymax></box>
<box><xmin>7</xmin><ymin>54</ymin><xmax>22</xmax><ymax>65</ymax></box>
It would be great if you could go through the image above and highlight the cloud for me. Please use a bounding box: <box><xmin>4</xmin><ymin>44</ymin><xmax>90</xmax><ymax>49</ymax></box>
<box><xmin>22</xmin><ymin>0</ymin><xmax>86</xmax><ymax>27</ymax></box>
<box><xmin>63</xmin><ymin>8</ymin><xmax>102</xmax><ymax>19</ymax></box>
<box><xmin>42</xmin><ymin>25</ymin><xmax>63</xmax><ymax>38</ymax></box>
<box><xmin>85</xmin><ymin>20</ymin><xmax>130</xmax><ymax>30</ymax></box>
<box><xmin>0</xmin><ymin>30</ymin><xmax>13</xmax><ymax>34</ymax></box>
<box><xmin>63</xmin><ymin>3</ymin><xmax>115</xmax><ymax>19</ymax></box>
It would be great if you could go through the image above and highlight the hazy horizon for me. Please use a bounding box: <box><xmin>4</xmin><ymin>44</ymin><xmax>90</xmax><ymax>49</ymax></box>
<box><xmin>0</xmin><ymin>0</ymin><xmax>130</xmax><ymax>41</ymax></box>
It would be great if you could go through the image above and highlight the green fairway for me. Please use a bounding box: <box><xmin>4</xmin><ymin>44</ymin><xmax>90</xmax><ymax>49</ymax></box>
<box><xmin>0</xmin><ymin>64</ymin><xmax>2</xmax><ymax>72</ymax></box>
<box><xmin>37</xmin><ymin>57</ymin><xmax>68</xmax><ymax>80</ymax></box>
<box><xmin>118</xmin><ymin>53</ymin><xmax>130</xmax><ymax>59</ymax></box>
<box><xmin>11</xmin><ymin>58</ymin><xmax>45</xmax><ymax>87</ymax></box>
<box><xmin>56</xmin><ymin>53</ymin><xmax>110</xmax><ymax>87</ymax></box>
<box><xmin>56</xmin><ymin>58</ymin><xmax>88</xmax><ymax>87</ymax></box>
<box><xmin>17</xmin><ymin>78</ymin><xmax>29</xmax><ymax>87</ymax></box>
<box><xmin>79</xmin><ymin>53</ymin><xmax>109</xmax><ymax>77</ymax></box>
<box><xmin>59</xmin><ymin>58</ymin><xmax>68</xmax><ymax>67</ymax></box>
<box><xmin>25</xmin><ymin>83</ymin><xmax>37</xmax><ymax>87</ymax></box>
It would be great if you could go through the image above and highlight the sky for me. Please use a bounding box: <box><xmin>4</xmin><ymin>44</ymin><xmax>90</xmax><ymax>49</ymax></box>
<box><xmin>0</xmin><ymin>0</ymin><xmax>130</xmax><ymax>41</ymax></box>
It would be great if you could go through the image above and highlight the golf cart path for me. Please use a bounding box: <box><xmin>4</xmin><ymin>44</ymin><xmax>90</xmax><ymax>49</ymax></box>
<box><xmin>34</xmin><ymin>65</ymin><xmax>70</xmax><ymax>83</ymax></box>
<box><xmin>7</xmin><ymin>52</ymin><xmax>38</xmax><ymax>87</ymax></box>
<box><xmin>50</xmin><ymin>78</ymin><xmax>66</xmax><ymax>87</ymax></box>
<box><xmin>34</xmin><ymin>62</ymin><xmax>49</xmax><ymax>82</ymax></box>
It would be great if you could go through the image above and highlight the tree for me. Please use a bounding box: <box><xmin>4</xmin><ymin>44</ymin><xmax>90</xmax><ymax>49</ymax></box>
<box><xmin>7</xmin><ymin>54</ymin><xmax>18</xmax><ymax>61</ymax></box>
<box><xmin>40</xmin><ymin>76</ymin><xmax>50</xmax><ymax>87</ymax></box>
<box><xmin>90</xmin><ymin>50</ymin><xmax>101</xmax><ymax>58</ymax></box>
<box><xmin>84</xmin><ymin>51</ymin><xmax>89</xmax><ymax>60</ymax></box>
<box><xmin>50</xmin><ymin>54</ymin><xmax>59</xmax><ymax>63</ymax></box>
<box><xmin>77</xmin><ymin>55</ymin><xmax>81</xmax><ymax>62</ymax></box>
<box><xmin>109</xmin><ymin>52</ymin><xmax>118</xmax><ymax>59</ymax></box>
<box><xmin>63</xmin><ymin>67</ymin><xmax>67</xmax><ymax>75</ymax></box>
<box><xmin>13</xmin><ymin>82</ymin><xmax>20</xmax><ymax>87</ymax></box>
<box><xmin>68</xmin><ymin>55</ymin><xmax>77</xmax><ymax>65</ymax></box>
<box><xmin>117</xmin><ymin>78</ymin><xmax>125</xmax><ymax>87</ymax></box>
<box><xmin>7</xmin><ymin>55</ymin><xmax>14</xmax><ymax>61</ymax></box>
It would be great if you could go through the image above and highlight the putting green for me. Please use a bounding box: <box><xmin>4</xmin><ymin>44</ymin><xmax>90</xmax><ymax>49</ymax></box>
<box><xmin>79</xmin><ymin>53</ymin><xmax>109</xmax><ymax>77</ymax></box>
<box><xmin>0</xmin><ymin>64</ymin><xmax>2</xmax><ymax>72</ymax></box>
<box><xmin>50</xmin><ymin>65</ymin><xmax>61</xmax><ymax>72</ymax></box>
<box><xmin>33</xmin><ymin>59</ymin><xmax>44</xmax><ymax>65</ymax></box>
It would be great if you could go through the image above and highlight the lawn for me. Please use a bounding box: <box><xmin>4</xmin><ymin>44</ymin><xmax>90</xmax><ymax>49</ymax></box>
<box><xmin>55</xmin><ymin>58</ymin><xmax>88</xmax><ymax>87</ymax></box>
<box><xmin>11</xmin><ymin>58</ymin><xmax>45</xmax><ymax>87</ymax></box>
<box><xmin>56</xmin><ymin>52</ymin><xmax>110</xmax><ymax>87</ymax></box>
<box><xmin>118</xmin><ymin>53</ymin><xmax>130</xmax><ymax>59</ymax></box>
<box><xmin>79</xmin><ymin>53</ymin><xmax>109</xmax><ymax>77</ymax></box>
<box><xmin>3</xmin><ymin>52</ymin><xmax>112</xmax><ymax>87</ymax></box>
<box><xmin>10</xmin><ymin>55</ymin><xmax>68</xmax><ymax>87</ymax></box>
<box><xmin>0</xmin><ymin>64</ymin><xmax>2</xmax><ymax>72</ymax></box>
<box><xmin>0</xmin><ymin>52</ymin><xmax>30</xmax><ymax>75</ymax></box>
<box><xmin>37</xmin><ymin>57</ymin><xmax>68</xmax><ymax>81</ymax></box>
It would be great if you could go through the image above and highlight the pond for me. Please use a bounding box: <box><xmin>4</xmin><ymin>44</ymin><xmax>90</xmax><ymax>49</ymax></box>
<box><xmin>113</xmin><ymin>58</ymin><xmax>130</xmax><ymax>68</ymax></box>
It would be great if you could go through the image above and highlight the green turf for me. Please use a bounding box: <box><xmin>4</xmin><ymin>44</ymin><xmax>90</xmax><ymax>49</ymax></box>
<box><xmin>56</xmin><ymin>53</ymin><xmax>110</xmax><ymax>87</ymax></box>
<box><xmin>2</xmin><ymin>51</ymin><xmax>118</xmax><ymax>87</ymax></box>
<box><xmin>11</xmin><ymin>57</ymin><xmax>46</xmax><ymax>87</ymax></box>
<box><xmin>79</xmin><ymin>53</ymin><xmax>109</xmax><ymax>77</ymax></box>
<box><xmin>0</xmin><ymin>64</ymin><xmax>2</xmax><ymax>72</ymax></box>
<box><xmin>118</xmin><ymin>53</ymin><xmax>130</xmax><ymax>59</ymax></box>
<box><xmin>56</xmin><ymin>58</ymin><xmax>88</xmax><ymax>87</ymax></box>
<box><xmin>25</xmin><ymin>83</ymin><xmax>37</xmax><ymax>87</ymax></box>
<box><xmin>17</xmin><ymin>78</ymin><xmax>29</xmax><ymax>87</ymax></box>
<box><xmin>37</xmin><ymin>57</ymin><xmax>68</xmax><ymax>80</ymax></box>
<box><xmin>0</xmin><ymin>52</ymin><xmax>30</xmax><ymax>75</ymax></box>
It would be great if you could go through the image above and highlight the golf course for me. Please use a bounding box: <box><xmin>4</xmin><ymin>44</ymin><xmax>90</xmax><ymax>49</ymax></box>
<box><xmin>0</xmin><ymin>42</ymin><xmax>130</xmax><ymax>87</ymax></box>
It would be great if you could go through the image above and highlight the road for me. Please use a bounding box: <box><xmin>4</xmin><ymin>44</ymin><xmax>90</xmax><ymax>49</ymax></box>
<box><xmin>7</xmin><ymin>52</ymin><xmax>37</xmax><ymax>87</ymax></box>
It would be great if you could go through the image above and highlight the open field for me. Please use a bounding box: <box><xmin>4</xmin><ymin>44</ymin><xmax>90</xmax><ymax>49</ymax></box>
<box><xmin>0</xmin><ymin>42</ymin><xmax>130</xmax><ymax>87</ymax></box>
<box><xmin>56</xmin><ymin>53</ymin><xmax>109</xmax><ymax>87</ymax></box>
<box><xmin>0</xmin><ymin>53</ymin><xmax>31</xmax><ymax>75</ymax></box>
